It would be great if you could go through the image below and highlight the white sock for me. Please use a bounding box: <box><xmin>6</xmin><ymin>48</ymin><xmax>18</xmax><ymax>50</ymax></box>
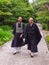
<box><xmin>31</xmin><ymin>52</ymin><xmax>34</xmax><ymax>56</ymax></box>
<box><xmin>17</xmin><ymin>47</ymin><xmax>21</xmax><ymax>52</ymax></box>
<box><xmin>12</xmin><ymin>47</ymin><xmax>18</xmax><ymax>53</ymax></box>
<box><xmin>12</xmin><ymin>47</ymin><xmax>21</xmax><ymax>53</ymax></box>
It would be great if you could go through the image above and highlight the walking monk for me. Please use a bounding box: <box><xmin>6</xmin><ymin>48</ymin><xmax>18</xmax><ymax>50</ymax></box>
<box><xmin>24</xmin><ymin>18</ymin><xmax>42</xmax><ymax>57</ymax></box>
<box><xmin>11</xmin><ymin>17</ymin><xmax>25</xmax><ymax>55</ymax></box>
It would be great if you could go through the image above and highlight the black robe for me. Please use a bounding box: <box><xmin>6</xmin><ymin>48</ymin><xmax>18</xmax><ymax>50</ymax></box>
<box><xmin>24</xmin><ymin>23</ymin><xmax>42</xmax><ymax>53</ymax></box>
<box><xmin>11</xmin><ymin>22</ymin><xmax>25</xmax><ymax>47</ymax></box>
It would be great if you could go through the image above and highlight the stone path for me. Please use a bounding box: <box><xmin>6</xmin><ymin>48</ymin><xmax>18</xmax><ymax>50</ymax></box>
<box><xmin>0</xmin><ymin>24</ymin><xmax>49</xmax><ymax>65</ymax></box>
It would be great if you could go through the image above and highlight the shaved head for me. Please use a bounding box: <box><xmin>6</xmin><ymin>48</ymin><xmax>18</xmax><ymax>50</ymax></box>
<box><xmin>29</xmin><ymin>17</ymin><xmax>34</xmax><ymax>24</ymax></box>
<box><xmin>18</xmin><ymin>17</ymin><xmax>22</xmax><ymax>22</ymax></box>
<box><xmin>18</xmin><ymin>17</ymin><xmax>22</xmax><ymax>20</ymax></box>
<box><xmin>29</xmin><ymin>18</ymin><xmax>34</xmax><ymax>21</ymax></box>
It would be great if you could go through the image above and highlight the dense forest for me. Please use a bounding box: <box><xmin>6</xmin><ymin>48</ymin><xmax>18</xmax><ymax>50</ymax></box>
<box><xmin>0</xmin><ymin>0</ymin><xmax>36</xmax><ymax>25</ymax></box>
<box><xmin>0</xmin><ymin>0</ymin><xmax>49</xmax><ymax>25</ymax></box>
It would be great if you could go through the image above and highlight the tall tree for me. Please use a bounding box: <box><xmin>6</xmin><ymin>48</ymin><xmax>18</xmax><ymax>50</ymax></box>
<box><xmin>0</xmin><ymin>0</ymin><xmax>36</xmax><ymax>25</ymax></box>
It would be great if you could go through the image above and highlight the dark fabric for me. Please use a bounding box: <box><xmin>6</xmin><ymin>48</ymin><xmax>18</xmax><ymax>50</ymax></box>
<box><xmin>18</xmin><ymin>22</ymin><xmax>21</xmax><ymax>27</ymax></box>
<box><xmin>11</xmin><ymin>22</ymin><xmax>25</xmax><ymax>47</ymax></box>
<box><xmin>11</xmin><ymin>33</ymin><xmax>23</xmax><ymax>47</ymax></box>
<box><xmin>24</xmin><ymin>23</ymin><xmax>42</xmax><ymax>53</ymax></box>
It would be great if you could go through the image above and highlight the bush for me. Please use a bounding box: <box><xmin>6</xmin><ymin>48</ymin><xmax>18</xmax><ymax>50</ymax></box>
<box><xmin>42</xmin><ymin>23</ymin><xmax>48</xmax><ymax>30</ymax></box>
<box><xmin>46</xmin><ymin>36</ymin><xmax>49</xmax><ymax>43</ymax></box>
<box><xmin>0</xmin><ymin>29</ymin><xmax>13</xmax><ymax>46</ymax></box>
<box><xmin>0</xmin><ymin>25</ymin><xmax>12</xmax><ymax>31</ymax></box>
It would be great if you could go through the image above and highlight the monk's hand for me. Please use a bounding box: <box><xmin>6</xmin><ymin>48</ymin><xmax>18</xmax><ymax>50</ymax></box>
<box><xmin>23</xmin><ymin>38</ymin><xmax>25</xmax><ymax>43</ymax></box>
<box><xmin>20</xmin><ymin>34</ymin><xmax>23</xmax><ymax>38</ymax></box>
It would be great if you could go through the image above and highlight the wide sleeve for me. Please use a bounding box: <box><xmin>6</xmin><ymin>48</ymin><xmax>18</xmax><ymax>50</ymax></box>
<box><xmin>23</xmin><ymin>23</ymin><xmax>25</xmax><ymax>33</ymax></box>
<box><xmin>35</xmin><ymin>24</ymin><xmax>42</xmax><ymax>42</ymax></box>
<box><xmin>12</xmin><ymin>23</ymin><xmax>16</xmax><ymax>35</ymax></box>
<box><xmin>23</xmin><ymin>25</ymin><xmax>28</xmax><ymax>38</ymax></box>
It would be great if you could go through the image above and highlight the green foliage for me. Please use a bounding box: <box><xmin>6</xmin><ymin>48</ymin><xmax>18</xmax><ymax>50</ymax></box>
<box><xmin>33</xmin><ymin>0</ymin><xmax>49</xmax><ymax>31</ymax></box>
<box><xmin>33</xmin><ymin>0</ymin><xmax>49</xmax><ymax>24</ymax></box>
<box><xmin>0</xmin><ymin>27</ymin><xmax>13</xmax><ymax>46</ymax></box>
<box><xmin>0</xmin><ymin>25</ymin><xmax>13</xmax><ymax>46</ymax></box>
<box><xmin>37</xmin><ymin>0</ymin><xmax>49</xmax><ymax>5</ymax></box>
<box><xmin>0</xmin><ymin>25</ymin><xmax>12</xmax><ymax>31</ymax></box>
<box><xmin>36</xmin><ymin>9</ymin><xmax>49</xmax><ymax>23</ymax></box>
<box><xmin>42</xmin><ymin>23</ymin><xmax>48</xmax><ymax>30</ymax></box>
<box><xmin>0</xmin><ymin>0</ymin><xmax>36</xmax><ymax>24</ymax></box>
<box><xmin>0</xmin><ymin>0</ymin><xmax>49</xmax><ymax>24</ymax></box>
<box><xmin>46</xmin><ymin>36</ymin><xmax>49</xmax><ymax>43</ymax></box>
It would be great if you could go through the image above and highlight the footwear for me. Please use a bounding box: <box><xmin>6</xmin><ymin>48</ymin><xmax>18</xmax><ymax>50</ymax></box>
<box><xmin>31</xmin><ymin>55</ymin><xmax>34</xmax><ymax>57</ymax></box>
<box><xmin>17</xmin><ymin>47</ymin><xmax>21</xmax><ymax>53</ymax></box>
<box><xmin>13</xmin><ymin>52</ymin><xmax>17</xmax><ymax>55</ymax></box>
<box><xmin>31</xmin><ymin>52</ymin><xmax>34</xmax><ymax>58</ymax></box>
<box><xmin>13</xmin><ymin>51</ymin><xmax>20</xmax><ymax>55</ymax></box>
<box><xmin>12</xmin><ymin>47</ymin><xmax>21</xmax><ymax>55</ymax></box>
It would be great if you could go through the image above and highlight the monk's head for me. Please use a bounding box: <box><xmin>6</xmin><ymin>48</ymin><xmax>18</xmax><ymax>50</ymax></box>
<box><xmin>18</xmin><ymin>17</ymin><xmax>22</xmax><ymax>22</ymax></box>
<box><xmin>29</xmin><ymin>18</ymin><xmax>34</xmax><ymax>24</ymax></box>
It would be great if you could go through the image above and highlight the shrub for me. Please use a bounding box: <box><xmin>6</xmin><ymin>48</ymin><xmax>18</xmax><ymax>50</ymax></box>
<box><xmin>0</xmin><ymin>29</ymin><xmax>13</xmax><ymax>46</ymax></box>
<box><xmin>0</xmin><ymin>25</ymin><xmax>12</xmax><ymax>31</ymax></box>
<box><xmin>46</xmin><ymin>36</ymin><xmax>49</xmax><ymax>43</ymax></box>
<box><xmin>42</xmin><ymin>23</ymin><xmax>48</xmax><ymax>30</ymax></box>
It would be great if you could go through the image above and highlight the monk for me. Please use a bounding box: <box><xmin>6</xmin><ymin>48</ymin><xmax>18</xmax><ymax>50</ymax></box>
<box><xmin>11</xmin><ymin>17</ymin><xmax>25</xmax><ymax>55</ymax></box>
<box><xmin>24</xmin><ymin>18</ymin><xmax>42</xmax><ymax>57</ymax></box>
